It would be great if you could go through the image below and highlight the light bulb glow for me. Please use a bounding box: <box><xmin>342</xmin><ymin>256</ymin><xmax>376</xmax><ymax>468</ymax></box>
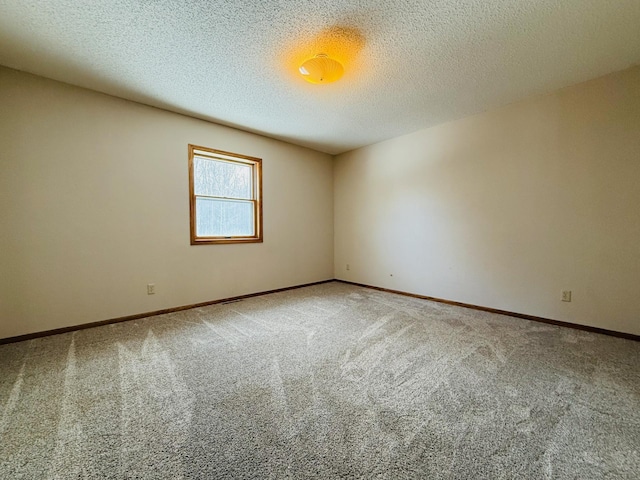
<box><xmin>298</xmin><ymin>54</ymin><xmax>344</xmax><ymax>84</ymax></box>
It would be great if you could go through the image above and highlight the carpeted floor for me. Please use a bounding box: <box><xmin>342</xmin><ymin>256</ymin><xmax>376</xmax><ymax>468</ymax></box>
<box><xmin>1</xmin><ymin>282</ymin><xmax>638</xmax><ymax>479</ymax></box>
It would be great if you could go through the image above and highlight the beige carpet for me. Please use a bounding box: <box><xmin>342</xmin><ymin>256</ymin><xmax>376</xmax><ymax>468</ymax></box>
<box><xmin>1</xmin><ymin>281</ymin><xmax>638</xmax><ymax>479</ymax></box>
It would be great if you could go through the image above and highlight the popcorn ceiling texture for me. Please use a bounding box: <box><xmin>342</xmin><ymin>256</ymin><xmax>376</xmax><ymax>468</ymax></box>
<box><xmin>0</xmin><ymin>0</ymin><xmax>639</xmax><ymax>153</ymax></box>
<box><xmin>1</xmin><ymin>282</ymin><xmax>639</xmax><ymax>478</ymax></box>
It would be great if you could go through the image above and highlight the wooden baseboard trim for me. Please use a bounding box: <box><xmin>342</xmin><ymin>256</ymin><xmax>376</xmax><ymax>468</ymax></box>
<box><xmin>3</xmin><ymin>279</ymin><xmax>637</xmax><ymax>345</ymax></box>
<box><xmin>0</xmin><ymin>279</ymin><xmax>334</xmax><ymax>345</ymax></box>
<box><xmin>336</xmin><ymin>280</ymin><xmax>639</xmax><ymax>342</ymax></box>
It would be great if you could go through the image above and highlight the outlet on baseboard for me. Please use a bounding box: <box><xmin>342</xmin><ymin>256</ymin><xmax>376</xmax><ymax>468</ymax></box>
<box><xmin>147</xmin><ymin>283</ymin><xmax>156</xmax><ymax>295</ymax></box>
<box><xmin>561</xmin><ymin>290</ymin><xmax>571</xmax><ymax>302</ymax></box>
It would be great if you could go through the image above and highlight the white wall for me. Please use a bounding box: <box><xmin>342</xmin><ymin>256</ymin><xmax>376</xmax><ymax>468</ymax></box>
<box><xmin>335</xmin><ymin>66</ymin><xmax>640</xmax><ymax>336</ymax></box>
<box><xmin>0</xmin><ymin>67</ymin><xmax>334</xmax><ymax>339</ymax></box>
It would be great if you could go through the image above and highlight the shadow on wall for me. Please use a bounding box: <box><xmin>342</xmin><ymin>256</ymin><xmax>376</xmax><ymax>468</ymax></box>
<box><xmin>348</xmin><ymin>113</ymin><xmax>561</xmax><ymax>310</ymax></box>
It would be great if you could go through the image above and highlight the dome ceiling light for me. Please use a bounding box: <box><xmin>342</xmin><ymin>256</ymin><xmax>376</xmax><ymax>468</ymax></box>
<box><xmin>298</xmin><ymin>54</ymin><xmax>344</xmax><ymax>84</ymax></box>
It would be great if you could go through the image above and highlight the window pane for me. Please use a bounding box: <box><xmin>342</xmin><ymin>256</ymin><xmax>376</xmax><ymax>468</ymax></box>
<box><xmin>195</xmin><ymin>197</ymin><xmax>254</xmax><ymax>237</ymax></box>
<box><xmin>194</xmin><ymin>157</ymin><xmax>252</xmax><ymax>199</ymax></box>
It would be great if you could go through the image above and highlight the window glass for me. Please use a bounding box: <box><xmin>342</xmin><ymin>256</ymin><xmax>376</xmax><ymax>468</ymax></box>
<box><xmin>189</xmin><ymin>145</ymin><xmax>262</xmax><ymax>245</ymax></box>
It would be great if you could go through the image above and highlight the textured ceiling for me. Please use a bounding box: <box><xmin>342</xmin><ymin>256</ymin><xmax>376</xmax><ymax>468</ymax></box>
<box><xmin>1</xmin><ymin>1</ymin><xmax>639</xmax><ymax>154</ymax></box>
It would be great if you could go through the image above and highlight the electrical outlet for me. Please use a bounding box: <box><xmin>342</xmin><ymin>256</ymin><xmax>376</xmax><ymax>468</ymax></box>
<box><xmin>561</xmin><ymin>290</ymin><xmax>571</xmax><ymax>302</ymax></box>
<box><xmin>147</xmin><ymin>283</ymin><xmax>156</xmax><ymax>295</ymax></box>
<box><xmin>346</xmin><ymin>264</ymin><xmax>350</xmax><ymax>271</ymax></box>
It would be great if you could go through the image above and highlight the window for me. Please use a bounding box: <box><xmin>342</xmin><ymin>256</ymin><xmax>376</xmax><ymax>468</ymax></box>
<box><xmin>188</xmin><ymin>144</ymin><xmax>263</xmax><ymax>245</ymax></box>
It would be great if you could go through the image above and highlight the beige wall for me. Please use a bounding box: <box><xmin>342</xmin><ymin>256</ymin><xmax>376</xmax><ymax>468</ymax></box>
<box><xmin>334</xmin><ymin>66</ymin><xmax>640</xmax><ymax>335</ymax></box>
<box><xmin>3</xmin><ymin>65</ymin><xmax>639</xmax><ymax>340</ymax></box>
<box><xmin>0</xmin><ymin>67</ymin><xmax>334</xmax><ymax>339</ymax></box>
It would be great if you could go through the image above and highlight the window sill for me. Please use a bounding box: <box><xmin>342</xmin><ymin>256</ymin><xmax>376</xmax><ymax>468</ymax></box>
<box><xmin>190</xmin><ymin>237</ymin><xmax>263</xmax><ymax>245</ymax></box>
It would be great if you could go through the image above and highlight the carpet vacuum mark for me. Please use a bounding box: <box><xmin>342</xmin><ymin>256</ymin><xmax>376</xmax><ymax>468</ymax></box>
<box><xmin>0</xmin><ymin>282</ymin><xmax>638</xmax><ymax>479</ymax></box>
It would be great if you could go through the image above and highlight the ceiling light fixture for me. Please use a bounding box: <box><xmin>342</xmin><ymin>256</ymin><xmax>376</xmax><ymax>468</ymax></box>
<box><xmin>298</xmin><ymin>54</ymin><xmax>344</xmax><ymax>84</ymax></box>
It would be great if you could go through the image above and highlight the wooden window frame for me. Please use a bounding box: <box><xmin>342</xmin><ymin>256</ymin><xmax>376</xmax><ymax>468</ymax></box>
<box><xmin>188</xmin><ymin>144</ymin><xmax>263</xmax><ymax>245</ymax></box>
